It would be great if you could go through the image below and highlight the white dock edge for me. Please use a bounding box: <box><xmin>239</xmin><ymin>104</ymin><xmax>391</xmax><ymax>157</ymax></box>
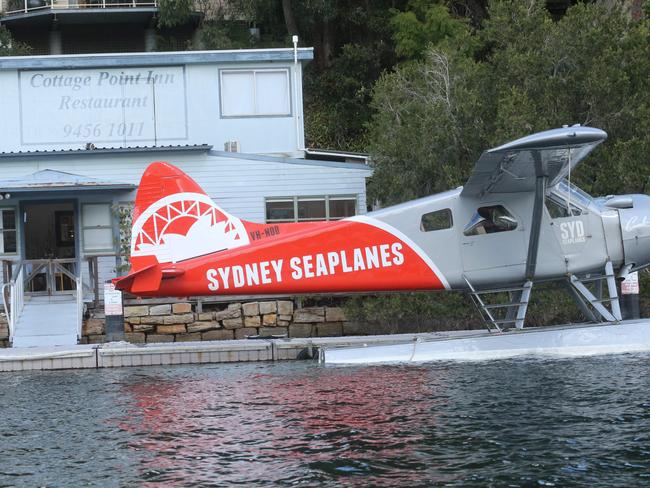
<box><xmin>321</xmin><ymin>320</ymin><xmax>650</xmax><ymax>364</ymax></box>
<box><xmin>3</xmin><ymin>320</ymin><xmax>650</xmax><ymax>372</ymax></box>
<box><xmin>0</xmin><ymin>332</ymin><xmax>478</xmax><ymax>372</ymax></box>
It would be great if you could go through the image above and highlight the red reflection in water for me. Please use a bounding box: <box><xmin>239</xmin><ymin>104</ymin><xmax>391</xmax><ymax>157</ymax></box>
<box><xmin>116</xmin><ymin>364</ymin><xmax>450</xmax><ymax>486</ymax></box>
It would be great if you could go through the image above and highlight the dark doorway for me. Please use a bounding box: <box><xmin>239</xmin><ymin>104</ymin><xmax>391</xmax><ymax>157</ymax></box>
<box><xmin>23</xmin><ymin>202</ymin><xmax>76</xmax><ymax>293</ymax></box>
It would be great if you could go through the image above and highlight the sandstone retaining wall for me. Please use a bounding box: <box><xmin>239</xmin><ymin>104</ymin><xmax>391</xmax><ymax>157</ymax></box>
<box><xmin>81</xmin><ymin>300</ymin><xmax>350</xmax><ymax>344</ymax></box>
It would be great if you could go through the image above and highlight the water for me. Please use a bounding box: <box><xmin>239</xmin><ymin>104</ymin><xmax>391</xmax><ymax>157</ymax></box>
<box><xmin>1</xmin><ymin>355</ymin><xmax>649</xmax><ymax>487</ymax></box>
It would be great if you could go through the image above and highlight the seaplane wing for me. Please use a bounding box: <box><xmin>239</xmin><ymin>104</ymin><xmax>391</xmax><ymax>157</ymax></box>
<box><xmin>460</xmin><ymin>126</ymin><xmax>607</xmax><ymax>199</ymax></box>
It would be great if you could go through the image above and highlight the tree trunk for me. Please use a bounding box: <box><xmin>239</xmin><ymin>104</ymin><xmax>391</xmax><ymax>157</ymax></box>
<box><xmin>282</xmin><ymin>0</ymin><xmax>299</xmax><ymax>37</ymax></box>
<box><xmin>320</xmin><ymin>19</ymin><xmax>334</xmax><ymax>69</ymax></box>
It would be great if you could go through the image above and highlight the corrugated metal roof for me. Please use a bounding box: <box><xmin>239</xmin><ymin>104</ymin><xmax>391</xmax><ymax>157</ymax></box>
<box><xmin>0</xmin><ymin>169</ymin><xmax>135</xmax><ymax>192</ymax></box>
<box><xmin>0</xmin><ymin>144</ymin><xmax>213</xmax><ymax>159</ymax></box>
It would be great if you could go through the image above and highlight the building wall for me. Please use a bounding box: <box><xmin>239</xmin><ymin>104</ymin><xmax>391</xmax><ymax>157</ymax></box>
<box><xmin>0</xmin><ymin>150</ymin><xmax>371</xmax><ymax>288</ymax></box>
<box><xmin>0</xmin><ymin>151</ymin><xmax>370</xmax><ymax>221</ymax></box>
<box><xmin>0</xmin><ymin>52</ymin><xmax>309</xmax><ymax>156</ymax></box>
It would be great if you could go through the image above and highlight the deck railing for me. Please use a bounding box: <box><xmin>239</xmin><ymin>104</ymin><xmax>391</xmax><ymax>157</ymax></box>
<box><xmin>1</xmin><ymin>262</ymin><xmax>24</xmax><ymax>345</ymax></box>
<box><xmin>2</xmin><ymin>0</ymin><xmax>157</xmax><ymax>16</ymax></box>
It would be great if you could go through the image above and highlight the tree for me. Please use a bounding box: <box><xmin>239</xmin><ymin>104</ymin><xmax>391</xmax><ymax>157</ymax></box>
<box><xmin>391</xmin><ymin>0</ymin><xmax>469</xmax><ymax>59</ymax></box>
<box><xmin>0</xmin><ymin>26</ymin><xmax>31</xmax><ymax>56</ymax></box>
<box><xmin>368</xmin><ymin>0</ymin><xmax>650</xmax><ymax>203</ymax></box>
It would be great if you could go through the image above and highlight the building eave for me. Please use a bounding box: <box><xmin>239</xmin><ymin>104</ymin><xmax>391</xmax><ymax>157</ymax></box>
<box><xmin>0</xmin><ymin>48</ymin><xmax>315</xmax><ymax>71</ymax></box>
<box><xmin>0</xmin><ymin>144</ymin><xmax>213</xmax><ymax>160</ymax></box>
<box><xmin>209</xmin><ymin>150</ymin><xmax>373</xmax><ymax>172</ymax></box>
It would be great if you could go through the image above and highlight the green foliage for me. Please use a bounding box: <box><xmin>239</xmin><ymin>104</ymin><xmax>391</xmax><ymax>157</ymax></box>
<box><xmin>368</xmin><ymin>0</ymin><xmax>650</xmax><ymax>203</ymax></box>
<box><xmin>343</xmin><ymin>291</ymin><xmax>482</xmax><ymax>333</ymax></box>
<box><xmin>157</xmin><ymin>0</ymin><xmax>193</xmax><ymax>29</ymax></box>
<box><xmin>112</xmin><ymin>204</ymin><xmax>133</xmax><ymax>273</ymax></box>
<box><xmin>304</xmin><ymin>42</ymin><xmax>392</xmax><ymax>150</ymax></box>
<box><xmin>391</xmin><ymin>1</ymin><xmax>468</xmax><ymax>59</ymax></box>
<box><xmin>0</xmin><ymin>26</ymin><xmax>31</xmax><ymax>56</ymax></box>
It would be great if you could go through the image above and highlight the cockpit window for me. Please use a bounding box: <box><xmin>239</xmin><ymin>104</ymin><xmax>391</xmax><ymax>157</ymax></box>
<box><xmin>545</xmin><ymin>195</ymin><xmax>582</xmax><ymax>218</ymax></box>
<box><xmin>553</xmin><ymin>179</ymin><xmax>593</xmax><ymax>208</ymax></box>
<box><xmin>420</xmin><ymin>209</ymin><xmax>453</xmax><ymax>232</ymax></box>
<box><xmin>463</xmin><ymin>205</ymin><xmax>518</xmax><ymax>236</ymax></box>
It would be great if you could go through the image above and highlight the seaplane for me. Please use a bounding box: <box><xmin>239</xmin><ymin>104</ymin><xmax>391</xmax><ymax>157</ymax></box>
<box><xmin>115</xmin><ymin>126</ymin><xmax>650</xmax><ymax>363</ymax></box>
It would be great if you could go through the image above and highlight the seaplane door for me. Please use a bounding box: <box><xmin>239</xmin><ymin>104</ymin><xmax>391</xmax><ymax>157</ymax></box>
<box><xmin>545</xmin><ymin>191</ymin><xmax>607</xmax><ymax>272</ymax></box>
<box><xmin>459</xmin><ymin>198</ymin><xmax>527</xmax><ymax>283</ymax></box>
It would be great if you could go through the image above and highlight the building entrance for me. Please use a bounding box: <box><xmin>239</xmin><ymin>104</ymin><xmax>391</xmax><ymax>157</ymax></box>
<box><xmin>23</xmin><ymin>202</ymin><xmax>77</xmax><ymax>293</ymax></box>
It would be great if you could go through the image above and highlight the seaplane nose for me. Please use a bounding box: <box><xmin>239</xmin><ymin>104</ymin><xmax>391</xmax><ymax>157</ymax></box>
<box><xmin>616</xmin><ymin>194</ymin><xmax>650</xmax><ymax>269</ymax></box>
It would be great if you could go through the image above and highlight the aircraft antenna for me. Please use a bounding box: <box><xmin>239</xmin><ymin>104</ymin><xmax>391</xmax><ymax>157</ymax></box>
<box><xmin>567</xmin><ymin>147</ymin><xmax>571</xmax><ymax>215</ymax></box>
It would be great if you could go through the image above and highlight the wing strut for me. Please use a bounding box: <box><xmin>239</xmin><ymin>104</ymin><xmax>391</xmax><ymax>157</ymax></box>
<box><xmin>525</xmin><ymin>151</ymin><xmax>547</xmax><ymax>280</ymax></box>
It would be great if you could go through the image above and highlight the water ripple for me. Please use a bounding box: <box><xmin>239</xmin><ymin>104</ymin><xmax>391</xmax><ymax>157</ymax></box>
<box><xmin>0</xmin><ymin>354</ymin><xmax>648</xmax><ymax>486</ymax></box>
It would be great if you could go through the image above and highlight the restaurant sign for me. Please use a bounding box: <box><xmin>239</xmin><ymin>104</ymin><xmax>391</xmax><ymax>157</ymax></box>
<box><xmin>19</xmin><ymin>66</ymin><xmax>188</xmax><ymax>146</ymax></box>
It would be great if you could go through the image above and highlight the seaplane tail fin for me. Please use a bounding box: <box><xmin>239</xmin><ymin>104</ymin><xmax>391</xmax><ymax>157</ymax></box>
<box><xmin>129</xmin><ymin>161</ymin><xmax>252</xmax><ymax>271</ymax></box>
<box><xmin>113</xmin><ymin>255</ymin><xmax>162</xmax><ymax>294</ymax></box>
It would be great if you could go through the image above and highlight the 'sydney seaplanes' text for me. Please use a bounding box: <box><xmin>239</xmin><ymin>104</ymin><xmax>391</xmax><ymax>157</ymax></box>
<box><xmin>206</xmin><ymin>243</ymin><xmax>404</xmax><ymax>291</ymax></box>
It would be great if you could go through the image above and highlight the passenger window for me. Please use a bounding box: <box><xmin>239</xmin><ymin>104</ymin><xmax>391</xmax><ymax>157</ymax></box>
<box><xmin>545</xmin><ymin>195</ymin><xmax>582</xmax><ymax>218</ymax></box>
<box><xmin>463</xmin><ymin>205</ymin><xmax>517</xmax><ymax>236</ymax></box>
<box><xmin>421</xmin><ymin>209</ymin><xmax>453</xmax><ymax>232</ymax></box>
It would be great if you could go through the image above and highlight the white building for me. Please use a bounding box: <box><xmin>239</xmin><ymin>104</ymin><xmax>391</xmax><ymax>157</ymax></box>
<box><xmin>0</xmin><ymin>48</ymin><xmax>372</xmax><ymax>316</ymax></box>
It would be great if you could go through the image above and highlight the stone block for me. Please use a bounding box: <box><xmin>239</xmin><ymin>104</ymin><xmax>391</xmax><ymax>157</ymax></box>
<box><xmin>278</xmin><ymin>315</ymin><xmax>293</xmax><ymax>322</ymax></box>
<box><xmin>78</xmin><ymin>337</ymin><xmax>88</xmax><ymax>345</ymax></box>
<box><xmin>127</xmin><ymin>317</ymin><xmax>141</xmax><ymax>325</ymax></box>
<box><xmin>83</xmin><ymin>319</ymin><xmax>104</xmax><ymax>336</ymax></box>
<box><xmin>141</xmin><ymin>316</ymin><xmax>166</xmax><ymax>325</ymax></box>
<box><xmin>242</xmin><ymin>302</ymin><xmax>260</xmax><ymax>316</ymax></box>
<box><xmin>223</xmin><ymin>317</ymin><xmax>244</xmax><ymax>329</ymax></box>
<box><xmin>259</xmin><ymin>327</ymin><xmax>287</xmax><ymax>336</ymax></box>
<box><xmin>0</xmin><ymin>324</ymin><xmax>9</xmax><ymax>339</ymax></box>
<box><xmin>124</xmin><ymin>323</ymin><xmax>133</xmax><ymax>333</ymax></box>
<box><xmin>147</xmin><ymin>334</ymin><xmax>175</xmax><ymax>343</ymax></box>
<box><xmin>88</xmin><ymin>334</ymin><xmax>107</xmax><ymax>344</ymax></box>
<box><xmin>326</xmin><ymin>307</ymin><xmax>347</xmax><ymax>322</ymax></box>
<box><xmin>289</xmin><ymin>323</ymin><xmax>313</xmax><ymax>338</ymax></box>
<box><xmin>293</xmin><ymin>307</ymin><xmax>325</xmax><ymax>323</ymax></box>
<box><xmin>124</xmin><ymin>305</ymin><xmax>149</xmax><ymax>317</ymax></box>
<box><xmin>277</xmin><ymin>320</ymin><xmax>290</xmax><ymax>327</ymax></box>
<box><xmin>202</xmin><ymin>329</ymin><xmax>234</xmax><ymax>341</ymax></box>
<box><xmin>133</xmin><ymin>323</ymin><xmax>155</xmax><ymax>332</ymax></box>
<box><xmin>149</xmin><ymin>304</ymin><xmax>171</xmax><ymax>315</ymax></box>
<box><xmin>317</xmin><ymin>322</ymin><xmax>343</xmax><ymax>337</ymax></box>
<box><xmin>157</xmin><ymin>324</ymin><xmax>187</xmax><ymax>334</ymax></box>
<box><xmin>198</xmin><ymin>312</ymin><xmax>214</xmax><ymax>321</ymax></box>
<box><xmin>235</xmin><ymin>327</ymin><xmax>258</xmax><ymax>339</ymax></box>
<box><xmin>277</xmin><ymin>300</ymin><xmax>294</xmax><ymax>315</ymax></box>
<box><xmin>259</xmin><ymin>301</ymin><xmax>277</xmax><ymax>314</ymax></box>
<box><xmin>262</xmin><ymin>313</ymin><xmax>277</xmax><ymax>326</ymax></box>
<box><xmin>163</xmin><ymin>313</ymin><xmax>194</xmax><ymax>324</ymax></box>
<box><xmin>244</xmin><ymin>315</ymin><xmax>261</xmax><ymax>327</ymax></box>
<box><xmin>125</xmin><ymin>332</ymin><xmax>146</xmax><ymax>343</ymax></box>
<box><xmin>227</xmin><ymin>302</ymin><xmax>242</xmax><ymax>311</ymax></box>
<box><xmin>215</xmin><ymin>308</ymin><xmax>241</xmax><ymax>321</ymax></box>
<box><xmin>175</xmin><ymin>332</ymin><xmax>202</xmax><ymax>342</ymax></box>
<box><xmin>187</xmin><ymin>321</ymin><xmax>219</xmax><ymax>333</ymax></box>
<box><xmin>172</xmin><ymin>302</ymin><xmax>192</xmax><ymax>314</ymax></box>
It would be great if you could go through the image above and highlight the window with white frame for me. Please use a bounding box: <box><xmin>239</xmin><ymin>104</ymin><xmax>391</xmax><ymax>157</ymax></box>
<box><xmin>0</xmin><ymin>208</ymin><xmax>17</xmax><ymax>254</ymax></box>
<box><xmin>220</xmin><ymin>69</ymin><xmax>291</xmax><ymax>117</ymax></box>
<box><xmin>266</xmin><ymin>196</ymin><xmax>357</xmax><ymax>223</ymax></box>
<box><xmin>82</xmin><ymin>203</ymin><xmax>113</xmax><ymax>253</ymax></box>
